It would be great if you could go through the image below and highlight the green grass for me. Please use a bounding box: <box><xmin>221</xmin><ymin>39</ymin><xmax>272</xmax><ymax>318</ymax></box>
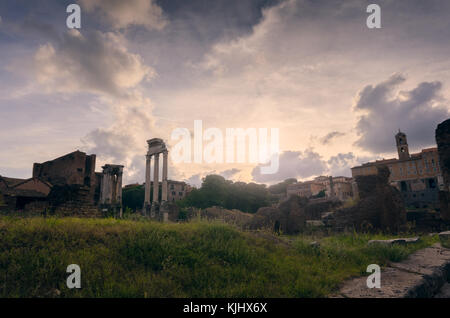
<box><xmin>0</xmin><ymin>217</ymin><xmax>438</xmax><ymax>298</ymax></box>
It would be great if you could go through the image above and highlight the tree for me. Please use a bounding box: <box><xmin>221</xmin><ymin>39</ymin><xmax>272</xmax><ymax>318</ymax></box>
<box><xmin>177</xmin><ymin>174</ymin><xmax>271</xmax><ymax>213</ymax></box>
<box><xmin>122</xmin><ymin>185</ymin><xmax>145</xmax><ymax>211</ymax></box>
<box><xmin>268</xmin><ymin>178</ymin><xmax>297</xmax><ymax>194</ymax></box>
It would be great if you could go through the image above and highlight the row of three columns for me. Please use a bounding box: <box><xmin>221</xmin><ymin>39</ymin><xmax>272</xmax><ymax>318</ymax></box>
<box><xmin>144</xmin><ymin>151</ymin><xmax>168</xmax><ymax>209</ymax></box>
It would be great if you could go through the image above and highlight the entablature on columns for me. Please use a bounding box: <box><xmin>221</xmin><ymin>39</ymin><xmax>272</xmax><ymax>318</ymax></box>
<box><xmin>147</xmin><ymin>138</ymin><xmax>168</xmax><ymax>156</ymax></box>
<box><xmin>102</xmin><ymin>164</ymin><xmax>124</xmax><ymax>176</ymax></box>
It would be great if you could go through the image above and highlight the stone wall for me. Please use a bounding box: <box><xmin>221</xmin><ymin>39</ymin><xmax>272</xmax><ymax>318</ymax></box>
<box><xmin>24</xmin><ymin>200</ymin><xmax>50</xmax><ymax>215</ymax></box>
<box><xmin>32</xmin><ymin>150</ymin><xmax>98</xmax><ymax>199</ymax></box>
<box><xmin>329</xmin><ymin>166</ymin><xmax>407</xmax><ymax>233</ymax></box>
<box><xmin>246</xmin><ymin>195</ymin><xmax>308</xmax><ymax>234</ymax></box>
<box><xmin>52</xmin><ymin>201</ymin><xmax>102</xmax><ymax>218</ymax></box>
<box><xmin>436</xmin><ymin>118</ymin><xmax>450</xmax><ymax>221</ymax></box>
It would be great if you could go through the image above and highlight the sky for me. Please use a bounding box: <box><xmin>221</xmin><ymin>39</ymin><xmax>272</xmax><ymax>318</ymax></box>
<box><xmin>0</xmin><ymin>0</ymin><xmax>449</xmax><ymax>187</ymax></box>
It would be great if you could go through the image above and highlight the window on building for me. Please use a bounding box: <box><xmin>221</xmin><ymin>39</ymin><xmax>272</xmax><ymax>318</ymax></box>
<box><xmin>428</xmin><ymin>179</ymin><xmax>436</xmax><ymax>189</ymax></box>
<box><xmin>400</xmin><ymin>181</ymin><xmax>407</xmax><ymax>192</ymax></box>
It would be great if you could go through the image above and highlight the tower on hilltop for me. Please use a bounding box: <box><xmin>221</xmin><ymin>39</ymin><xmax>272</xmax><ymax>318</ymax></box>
<box><xmin>395</xmin><ymin>130</ymin><xmax>410</xmax><ymax>161</ymax></box>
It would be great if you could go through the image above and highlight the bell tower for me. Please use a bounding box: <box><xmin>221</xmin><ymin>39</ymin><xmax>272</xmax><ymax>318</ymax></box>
<box><xmin>395</xmin><ymin>130</ymin><xmax>410</xmax><ymax>161</ymax></box>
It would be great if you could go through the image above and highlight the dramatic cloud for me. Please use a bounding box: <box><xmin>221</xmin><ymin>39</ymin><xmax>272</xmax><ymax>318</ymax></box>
<box><xmin>80</xmin><ymin>95</ymin><xmax>156</xmax><ymax>182</ymax></box>
<box><xmin>79</xmin><ymin>0</ymin><xmax>167</xmax><ymax>31</ymax></box>
<box><xmin>320</xmin><ymin>131</ymin><xmax>346</xmax><ymax>145</ymax></box>
<box><xmin>29</xmin><ymin>29</ymin><xmax>158</xmax><ymax>183</ymax></box>
<box><xmin>354</xmin><ymin>74</ymin><xmax>449</xmax><ymax>154</ymax></box>
<box><xmin>2</xmin><ymin>0</ymin><xmax>450</xmax><ymax>184</ymax></box>
<box><xmin>33</xmin><ymin>30</ymin><xmax>154</xmax><ymax>96</ymax></box>
<box><xmin>251</xmin><ymin>150</ymin><xmax>327</xmax><ymax>184</ymax></box>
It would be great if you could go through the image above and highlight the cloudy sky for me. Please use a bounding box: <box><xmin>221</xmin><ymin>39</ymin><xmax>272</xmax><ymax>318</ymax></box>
<box><xmin>0</xmin><ymin>0</ymin><xmax>449</xmax><ymax>187</ymax></box>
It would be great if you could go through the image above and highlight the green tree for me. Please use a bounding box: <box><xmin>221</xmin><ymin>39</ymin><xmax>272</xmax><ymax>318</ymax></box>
<box><xmin>122</xmin><ymin>185</ymin><xmax>145</xmax><ymax>211</ymax></box>
<box><xmin>268</xmin><ymin>178</ymin><xmax>297</xmax><ymax>194</ymax></box>
<box><xmin>177</xmin><ymin>174</ymin><xmax>271</xmax><ymax>213</ymax></box>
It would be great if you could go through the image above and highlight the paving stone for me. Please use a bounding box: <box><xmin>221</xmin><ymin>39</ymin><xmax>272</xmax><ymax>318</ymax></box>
<box><xmin>389</xmin><ymin>244</ymin><xmax>450</xmax><ymax>276</ymax></box>
<box><xmin>339</xmin><ymin>267</ymin><xmax>424</xmax><ymax>298</ymax></box>
<box><xmin>335</xmin><ymin>243</ymin><xmax>450</xmax><ymax>298</ymax></box>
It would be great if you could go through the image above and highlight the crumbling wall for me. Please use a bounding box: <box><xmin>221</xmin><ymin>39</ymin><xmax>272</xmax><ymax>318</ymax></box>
<box><xmin>47</xmin><ymin>184</ymin><xmax>101</xmax><ymax>217</ymax></box>
<box><xmin>304</xmin><ymin>199</ymin><xmax>342</xmax><ymax>220</ymax></box>
<box><xmin>436</xmin><ymin>118</ymin><xmax>450</xmax><ymax>221</ymax></box>
<box><xmin>52</xmin><ymin>202</ymin><xmax>102</xmax><ymax>218</ymax></box>
<box><xmin>328</xmin><ymin>166</ymin><xmax>407</xmax><ymax>233</ymax></box>
<box><xmin>246</xmin><ymin>195</ymin><xmax>308</xmax><ymax>234</ymax></box>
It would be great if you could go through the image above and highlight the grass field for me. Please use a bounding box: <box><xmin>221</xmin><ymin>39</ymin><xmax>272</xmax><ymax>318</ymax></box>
<box><xmin>0</xmin><ymin>216</ymin><xmax>438</xmax><ymax>298</ymax></box>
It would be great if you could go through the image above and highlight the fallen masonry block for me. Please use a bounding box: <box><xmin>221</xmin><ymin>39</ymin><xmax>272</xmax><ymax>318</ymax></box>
<box><xmin>404</xmin><ymin>237</ymin><xmax>421</xmax><ymax>244</ymax></box>
<box><xmin>306</xmin><ymin>220</ymin><xmax>325</xmax><ymax>227</ymax></box>
<box><xmin>439</xmin><ymin>231</ymin><xmax>450</xmax><ymax>248</ymax></box>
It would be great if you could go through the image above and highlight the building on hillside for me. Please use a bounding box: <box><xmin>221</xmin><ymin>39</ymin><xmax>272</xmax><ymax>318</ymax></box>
<box><xmin>287</xmin><ymin>180</ymin><xmax>326</xmax><ymax>198</ymax></box>
<box><xmin>326</xmin><ymin>176</ymin><xmax>354</xmax><ymax>201</ymax></box>
<box><xmin>286</xmin><ymin>176</ymin><xmax>354</xmax><ymax>201</ymax></box>
<box><xmin>351</xmin><ymin>131</ymin><xmax>443</xmax><ymax>208</ymax></box>
<box><xmin>141</xmin><ymin>180</ymin><xmax>192</xmax><ymax>203</ymax></box>
<box><xmin>168</xmin><ymin>180</ymin><xmax>192</xmax><ymax>202</ymax></box>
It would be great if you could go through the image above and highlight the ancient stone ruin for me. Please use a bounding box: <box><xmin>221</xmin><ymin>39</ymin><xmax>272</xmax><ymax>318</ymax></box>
<box><xmin>328</xmin><ymin>165</ymin><xmax>407</xmax><ymax>233</ymax></box>
<box><xmin>0</xmin><ymin>150</ymin><xmax>124</xmax><ymax>217</ymax></box>
<box><xmin>144</xmin><ymin>138</ymin><xmax>169</xmax><ymax>221</ymax></box>
<box><xmin>99</xmin><ymin>164</ymin><xmax>124</xmax><ymax>217</ymax></box>
<box><xmin>246</xmin><ymin>195</ymin><xmax>309</xmax><ymax>234</ymax></box>
<box><xmin>436</xmin><ymin>118</ymin><xmax>450</xmax><ymax>221</ymax></box>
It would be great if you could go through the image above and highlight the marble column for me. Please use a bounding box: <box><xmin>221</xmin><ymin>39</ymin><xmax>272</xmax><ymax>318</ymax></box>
<box><xmin>117</xmin><ymin>171</ymin><xmax>123</xmax><ymax>218</ymax></box>
<box><xmin>144</xmin><ymin>155</ymin><xmax>151</xmax><ymax>210</ymax></box>
<box><xmin>117</xmin><ymin>172</ymin><xmax>123</xmax><ymax>203</ymax></box>
<box><xmin>162</xmin><ymin>151</ymin><xmax>168</xmax><ymax>202</ymax></box>
<box><xmin>102</xmin><ymin>172</ymin><xmax>111</xmax><ymax>204</ymax></box>
<box><xmin>111</xmin><ymin>174</ymin><xmax>117</xmax><ymax>203</ymax></box>
<box><xmin>153</xmin><ymin>153</ymin><xmax>160</xmax><ymax>204</ymax></box>
<box><xmin>99</xmin><ymin>173</ymin><xmax>106</xmax><ymax>204</ymax></box>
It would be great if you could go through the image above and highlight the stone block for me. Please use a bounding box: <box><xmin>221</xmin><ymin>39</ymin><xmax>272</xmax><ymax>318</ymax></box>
<box><xmin>439</xmin><ymin>231</ymin><xmax>450</xmax><ymax>248</ymax></box>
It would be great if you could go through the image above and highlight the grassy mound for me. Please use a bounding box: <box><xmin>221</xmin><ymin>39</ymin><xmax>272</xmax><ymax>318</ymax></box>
<box><xmin>0</xmin><ymin>217</ymin><xmax>437</xmax><ymax>297</ymax></box>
